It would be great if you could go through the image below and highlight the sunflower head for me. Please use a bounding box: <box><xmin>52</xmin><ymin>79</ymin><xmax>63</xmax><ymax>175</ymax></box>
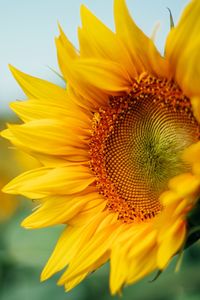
<box><xmin>2</xmin><ymin>0</ymin><xmax>200</xmax><ymax>295</ymax></box>
<box><xmin>90</xmin><ymin>74</ymin><xmax>200</xmax><ymax>223</ymax></box>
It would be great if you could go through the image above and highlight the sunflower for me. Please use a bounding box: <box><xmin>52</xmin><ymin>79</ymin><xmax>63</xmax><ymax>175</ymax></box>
<box><xmin>2</xmin><ymin>0</ymin><xmax>200</xmax><ymax>294</ymax></box>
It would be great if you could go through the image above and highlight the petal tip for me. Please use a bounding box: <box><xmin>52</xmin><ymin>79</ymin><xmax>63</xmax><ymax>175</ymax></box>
<box><xmin>1</xmin><ymin>183</ymin><xmax>13</xmax><ymax>194</ymax></box>
<box><xmin>8</xmin><ymin>64</ymin><xmax>21</xmax><ymax>78</ymax></box>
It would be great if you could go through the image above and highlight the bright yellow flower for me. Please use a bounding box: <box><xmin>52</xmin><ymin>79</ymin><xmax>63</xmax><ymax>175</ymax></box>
<box><xmin>2</xmin><ymin>0</ymin><xmax>200</xmax><ymax>294</ymax></box>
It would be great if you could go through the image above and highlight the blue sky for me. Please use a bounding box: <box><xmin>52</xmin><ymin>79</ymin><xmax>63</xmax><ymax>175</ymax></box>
<box><xmin>0</xmin><ymin>0</ymin><xmax>189</xmax><ymax>114</ymax></box>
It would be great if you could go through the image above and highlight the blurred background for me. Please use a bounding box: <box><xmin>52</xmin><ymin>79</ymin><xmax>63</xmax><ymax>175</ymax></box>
<box><xmin>1</xmin><ymin>0</ymin><xmax>200</xmax><ymax>300</ymax></box>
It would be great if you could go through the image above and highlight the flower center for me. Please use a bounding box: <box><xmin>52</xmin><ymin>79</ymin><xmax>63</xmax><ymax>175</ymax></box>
<box><xmin>89</xmin><ymin>75</ymin><xmax>200</xmax><ymax>223</ymax></box>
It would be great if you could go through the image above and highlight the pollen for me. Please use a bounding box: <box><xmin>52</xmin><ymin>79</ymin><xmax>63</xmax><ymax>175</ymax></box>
<box><xmin>89</xmin><ymin>75</ymin><xmax>200</xmax><ymax>223</ymax></box>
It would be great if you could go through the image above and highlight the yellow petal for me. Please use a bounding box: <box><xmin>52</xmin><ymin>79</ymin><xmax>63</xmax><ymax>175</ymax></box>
<box><xmin>2</xmin><ymin>119</ymin><xmax>89</xmax><ymax>156</ymax></box>
<box><xmin>22</xmin><ymin>192</ymin><xmax>104</xmax><ymax>228</ymax></box>
<box><xmin>58</xmin><ymin>23</ymin><xmax>78</xmax><ymax>59</ymax></box>
<box><xmin>127</xmin><ymin>246</ymin><xmax>157</xmax><ymax>285</ymax></box>
<box><xmin>159</xmin><ymin>190</ymin><xmax>181</xmax><ymax>207</ymax></box>
<box><xmin>10</xmin><ymin>97</ymin><xmax>83</xmax><ymax>123</ymax></box>
<box><xmin>3</xmin><ymin>165</ymin><xmax>94</xmax><ymax>198</ymax></box>
<box><xmin>9</xmin><ymin>65</ymin><xmax>68</xmax><ymax>100</ymax></box>
<box><xmin>56</xmin><ymin>24</ymin><xmax>79</xmax><ymax>79</ymax></box>
<box><xmin>65</xmin><ymin>252</ymin><xmax>109</xmax><ymax>291</ymax></box>
<box><xmin>79</xmin><ymin>5</ymin><xmax>137</xmax><ymax>80</ymax></box>
<box><xmin>182</xmin><ymin>141</ymin><xmax>200</xmax><ymax>176</ymax></box>
<box><xmin>191</xmin><ymin>96</ymin><xmax>200</xmax><ymax>123</ymax></box>
<box><xmin>71</xmin><ymin>58</ymin><xmax>132</xmax><ymax>94</ymax></box>
<box><xmin>67</xmin><ymin>201</ymin><xmax>107</xmax><ymax>226</ymax></box>
<box><xmin>168</xmin><ymin>173</ymin><xmax>200</xmax><ymax>198</ymax></box>
<box><xmin>41</xmin><ymin>226</ymin><xmax>84</xmax><ymax>280</ymax></box>
<box><xmin>41</xmin><ymin>211</ymin><xmax>108</xmax><ymax>281</ymax></box>
<box><xmin>10</xmin><ymin>100</ymin><xmax>68</xmax><ymax>123</ymax></box>
<box><xmin>114</xmin><ymin>0</ymin><xmax>168</xmax><ymax>77</ymax></box>
<box><xmin>128</xmin><ymin>230</ymin><xmax>156</xmax><ymax>259</ymax></box>
<box><xmin>64</xmin><ymin>273</ymin><xmax>88</xmax><ymax>292</ymax></box>
<box><xmin>173</xmin><ymin>199</ymin><xmax>188</xmax><ymax>218</ymax></box>
<box><xmin>110</xmin><ymin>246</ymin><xmax>128</xmax><ymax>295</ymax></box>
<box><xmin>56</xmin><ymin>38</ymin><xmax>108</xmax><ymax>106</ymax></box>
<box><xmin>182</xmin><ymin>141</ymin><xmax>200</xmax><ymax>164</ymax></box>
<box><xmin>58</xmin><ymin>214</ymin><xmax>119</xmax><ymax>284</ymax></box>
<box><xmin>34</xmin><ymin>153</ymin><xmax>78</xmax><ymax>166</ymax></box>
<box><xmin>165</xmin><ymin>0</ymin><xmax>200</xmax><ymax>97</ymax></box>
<box><xmin>157</xmin><ymin>220</ymin><xmax>186</xmax><ymax>269</ymax></box>
<box><xmin>67</xmin><ymin>84</ymin><xmax>101</xmax><ymax>112</ymax></box>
